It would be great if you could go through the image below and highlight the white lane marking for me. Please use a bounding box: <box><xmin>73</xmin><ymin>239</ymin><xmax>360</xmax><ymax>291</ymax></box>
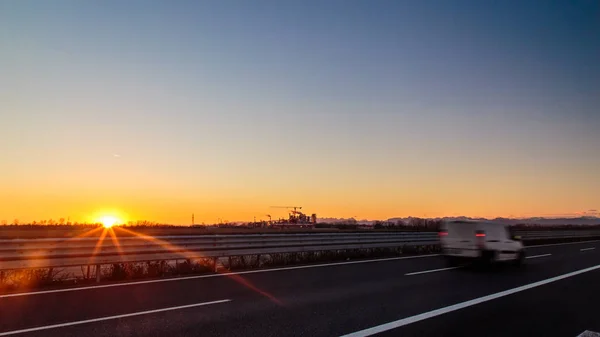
<box><xmin>0</xmin><ymin>254</ymin><xmax>439</xmax><ymax>298</ymax></box>
<box><xmin>340</xmin><ymin>263</ymin><xmax>600</xmax><ymax>337</ymax></box>
<box><xmin>580</xmin><ymin>247</ymin><xmax>596</xmax><ymax>252</ymax></box>
<box><xmin>0</xmin><ymin>299</ymin><xmax>231</xmax><ymax>336</ymax></box>
<box><xmin>525</xmin><ymin>253</ymin><xmax>552</xmax><ymax>259</ymax></box>
<box><xmin>405</xmin><ymin>266</ymin><xmax>460</xmax><ymax>276</ymax></box>
<box><xmin>525</xmin><ymin>239</ymin><xmax>600</xmax><ymax>249</ymax></box>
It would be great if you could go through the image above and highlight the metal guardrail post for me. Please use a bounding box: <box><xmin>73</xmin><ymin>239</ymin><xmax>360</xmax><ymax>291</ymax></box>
<box><xmin>95</xmin><ymin>264</ymin><xmax>101</xmax><ymax>283</ymax></box>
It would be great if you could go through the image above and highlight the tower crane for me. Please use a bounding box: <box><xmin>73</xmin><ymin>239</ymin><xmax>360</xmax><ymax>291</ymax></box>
<box><xmin>270</xmin><ymin>206</ymin><xmax>302</xmax><ymax>213</ymax></box>
<box><xmin>270</xmin><ymin>206</ymin><xmax>306</xmax><ymax>223</ymax></box>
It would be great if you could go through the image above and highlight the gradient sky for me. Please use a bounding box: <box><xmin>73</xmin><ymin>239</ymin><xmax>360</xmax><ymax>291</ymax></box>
<box><xmin>1</xmin><ymin>0</ymin><xmax>599</xmax><ymax>224</ymax></box>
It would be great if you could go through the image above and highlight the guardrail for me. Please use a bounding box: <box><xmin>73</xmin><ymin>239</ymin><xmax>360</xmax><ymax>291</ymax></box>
<box><xmin>0</xmin><ymin>232</ymin><xmax>438</xmax><ymax>272</ymax></box>
<box><xmin>516</xmin><ymin>230</ymin><xmax>600</xmax><ymax>240</ymax></box>
<box><xmin>1</xmin><ymin>229</ymin><xmax>599</xmax><ymax>276</ymax></box>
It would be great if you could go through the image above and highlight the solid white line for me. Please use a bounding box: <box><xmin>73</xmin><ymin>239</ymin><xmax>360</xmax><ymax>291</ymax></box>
<box><xmin>580</xmin><ymin>247</ymin><xmax>596</xmax><ymax>252</ymax></box>
<box><xmin>525</xmin><ymin>239</ymin><xmax>600</xmax><ymax>249</ymax></box>
<box><xmin>0</xmin><ymin>299</ymin><xmax>231</xmax><ymax>336</ymax></box>
<box><xmin>525</xmin><ymin>254</ymin><xmax>552</xmax><ymax>259</ymax></box>
<box><xmin>0</xmin><ymin>254</ymin><xmax>439</xmax><ymax>299</ymax></box>
<box><xmin>405</xmin><ymin>266</ymin><xmax>459</xmax><ymax>276</ymax></box>
<box><xmin>340</xmin><ymin>263</ymin><xmax>600</xmax><ymax>337</ymax></box>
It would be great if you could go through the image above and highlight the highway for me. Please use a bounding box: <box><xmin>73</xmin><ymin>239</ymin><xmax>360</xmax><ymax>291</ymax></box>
<box><xmin>1</xmin><ymin>240</ymin><xmax>599</xmax><ymax>337</ymax></box>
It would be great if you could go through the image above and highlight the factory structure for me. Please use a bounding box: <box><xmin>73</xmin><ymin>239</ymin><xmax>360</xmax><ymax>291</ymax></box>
<box><xmin>203</xmin><ymin>206</ymin><xmax>317</xmax><ymax>228</ymax></box>
<box><xmin>266</xmin><ymin>206</ymin><xmax>317</xmax><ymax>228</ymax></box>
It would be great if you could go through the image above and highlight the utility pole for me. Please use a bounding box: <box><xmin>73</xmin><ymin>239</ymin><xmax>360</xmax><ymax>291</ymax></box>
<box><xmin>192</xmin><ymin>213</ymin><xmax>194</xmax><ymax>226</ymax></box>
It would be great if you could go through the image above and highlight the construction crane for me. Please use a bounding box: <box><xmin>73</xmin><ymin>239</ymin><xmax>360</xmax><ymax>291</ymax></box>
<box><xmin>270</xmin><ymin>206</ymin><xmax>306</xmax><ymax>223</ymax></box>
<box><xmin>270</xmin><ymin>206</ymin><xmax>302</xmax><ymax>213</ymax></box>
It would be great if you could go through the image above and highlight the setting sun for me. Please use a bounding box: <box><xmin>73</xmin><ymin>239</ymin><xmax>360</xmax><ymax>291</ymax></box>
<box><xmin>98</xmin><ymin>216</ymin><xmax>120</xmax><ymax>228</ymax></box>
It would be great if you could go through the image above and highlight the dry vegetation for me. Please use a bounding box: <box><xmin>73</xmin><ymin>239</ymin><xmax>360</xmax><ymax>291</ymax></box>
<box><xmin>2</xmin><ymin>221</ymin><xmax>599</xmax><ymax>239</ymax></box>
<box><xmin>0</xmin><ymin>246</ymin><xmax>440</xmax><ymax>293</ymax></box>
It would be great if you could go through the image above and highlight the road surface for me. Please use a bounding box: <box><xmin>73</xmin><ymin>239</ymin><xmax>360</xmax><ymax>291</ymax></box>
<box><xmin>1</xmin><ymin>240</ymin><xmax>599</xmax><ymax>337</ymax></box>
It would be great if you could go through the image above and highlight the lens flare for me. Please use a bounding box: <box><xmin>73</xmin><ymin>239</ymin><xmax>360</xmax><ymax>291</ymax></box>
<box><xmin>99</xmin><ymin>216</ymin><xmax>120</xmax><ymax>228</ymax></box>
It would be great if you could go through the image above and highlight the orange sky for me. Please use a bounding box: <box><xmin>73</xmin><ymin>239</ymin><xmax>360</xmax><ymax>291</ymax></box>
<box><xmin>2</xmin><ymin>117</ymin><xmax>598</xmax><ymax>224</ymax></box>
<box><xmin>2</xmin><ymin>166</ymin><xmax>597</xmax><ymax>224</ymax></box>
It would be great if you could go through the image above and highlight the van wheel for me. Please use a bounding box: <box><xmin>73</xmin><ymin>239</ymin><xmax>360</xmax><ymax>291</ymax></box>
<box><xmin>513</xmin><ymin>251</ymin><xmax>525</xmax><ymax>267</ymax></box>
<box><xmin>445</xmin><ymin>256</ymin><xmax>458</xmax><ymax>267</ymax></box>
<box><xmin>480</xmin><ymin>250</ymin><xmax>496</xmax><ymax>266</ymax></box>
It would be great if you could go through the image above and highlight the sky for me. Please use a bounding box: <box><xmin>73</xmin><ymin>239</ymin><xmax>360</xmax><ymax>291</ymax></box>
<box><xmin>1</xmin><ymin>0</ymin><xmax>599</xmax><ymax>224</ymax></box>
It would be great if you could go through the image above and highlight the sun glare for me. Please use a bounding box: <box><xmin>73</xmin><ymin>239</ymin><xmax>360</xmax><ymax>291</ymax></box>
<box><xmin>99</xmin><ymin>216</ymin><xmax>120</xmax><ymax>228</ymax></box>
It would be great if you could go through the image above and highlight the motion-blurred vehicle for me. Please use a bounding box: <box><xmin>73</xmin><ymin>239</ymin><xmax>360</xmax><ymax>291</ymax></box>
<box><xmin>439</xmin><ymin>221</ymin><xmax>525</xmax><ymax>266</ymax></box>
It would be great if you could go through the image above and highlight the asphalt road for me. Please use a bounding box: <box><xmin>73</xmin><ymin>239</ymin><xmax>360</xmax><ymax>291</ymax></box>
<box><xmin>1</xmin><ymin>240</ymin><xmax>599</xmax><ymax>337</ymax></box>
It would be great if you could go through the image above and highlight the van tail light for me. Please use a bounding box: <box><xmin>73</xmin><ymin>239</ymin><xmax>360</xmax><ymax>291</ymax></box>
<box><xmin>475</xmin><ymin>230</ymin><xmax>486</xmax><ymax>249</ymax></box>
<box><xmin>438</xmin><ymin>231</ymin><xmax>448</xmax><ymax>237</ymax></box>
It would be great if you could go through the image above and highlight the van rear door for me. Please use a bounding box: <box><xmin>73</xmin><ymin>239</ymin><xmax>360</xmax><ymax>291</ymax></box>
<box><xmin>443</xmin><ymin>222</ymin><xmax>478</xmax><ymax>255</ymax></box>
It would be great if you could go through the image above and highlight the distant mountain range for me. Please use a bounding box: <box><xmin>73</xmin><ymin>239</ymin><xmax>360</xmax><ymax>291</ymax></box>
<box><xmin>319</xmin><ymin>216</ymin><xmax>600</xmax><ymax>226</ymax></box>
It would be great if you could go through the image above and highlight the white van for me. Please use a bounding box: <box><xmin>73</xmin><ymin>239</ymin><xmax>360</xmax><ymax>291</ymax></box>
<box><xmin>439</xmin><ymin>221</ymin><xmax>525</xmax><ymax>266</ymax></box>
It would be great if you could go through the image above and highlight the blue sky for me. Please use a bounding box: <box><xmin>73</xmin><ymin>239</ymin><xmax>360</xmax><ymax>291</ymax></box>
<box><xmin>1</xmin><ymin>0</ymin><xmax>599</xmax><ymax>223</ymax></box>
